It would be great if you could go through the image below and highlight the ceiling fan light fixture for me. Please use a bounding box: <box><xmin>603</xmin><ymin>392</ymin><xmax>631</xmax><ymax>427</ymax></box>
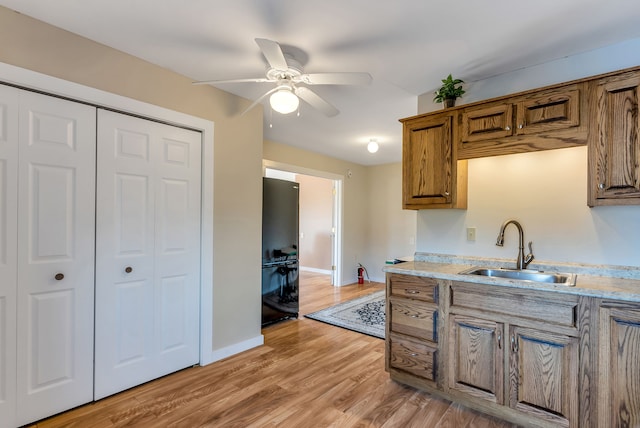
<box><xmin>367</xmin><ymin>138</ymin><xmax>379</xmax><ymax>153</ymax></box>
<box><xmin>270</xmin><ymin>88</ymin><xmax>299</xmax><ymax>114</ymax></box>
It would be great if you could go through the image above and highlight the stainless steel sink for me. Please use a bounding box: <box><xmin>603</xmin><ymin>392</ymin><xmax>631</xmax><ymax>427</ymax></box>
<box><xmin>459</xmin><ymin>267</ymin><xmax>576</xmax><ymax>286</ymax></box>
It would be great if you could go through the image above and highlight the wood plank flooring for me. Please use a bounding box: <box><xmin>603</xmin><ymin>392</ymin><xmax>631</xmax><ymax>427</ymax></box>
<box><xmin>30</xmin><ymin>271</ymin><xmax>516</xmax><ymax>427</ymax></box>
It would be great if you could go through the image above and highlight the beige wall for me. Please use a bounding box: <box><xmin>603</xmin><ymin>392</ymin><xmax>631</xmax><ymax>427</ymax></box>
<box><xmin>363</xmin><ymin>163</ymin><xmax>416</xmax><ymax>282</ymax></box>
<box><xmin>0</xmin><ymin>7</ymin><xmax>264</xmax><ymax>353</ymax></box>
<box><xmin>263</xmin><ymin>140</ymin><xmax>368</xmax><ymax>284</ymax></box>
<box><xmin>297</xmin><ymin>174</ymin><xmax>333</xmax><ymax>271</ymax></box>
<box><xmin>415</xmin><ymin>38</ymin><xmax>640</xmax><ymax>267</ymax></box>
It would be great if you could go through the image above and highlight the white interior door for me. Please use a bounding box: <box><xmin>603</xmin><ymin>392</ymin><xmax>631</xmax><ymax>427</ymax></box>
<box><xmin>95</xmin><ymin>109</ymin><xmax>201</xmax><ymax>400</ymax></box>
<box><xmin>0</xmin><ymin>84</ymin><xmax>18</xmax><ymax>428</ymax></box>
<box><xmin>15</xmin><ymin>90</ymin><xmax>96</xmax><ymax>425</ymax></box>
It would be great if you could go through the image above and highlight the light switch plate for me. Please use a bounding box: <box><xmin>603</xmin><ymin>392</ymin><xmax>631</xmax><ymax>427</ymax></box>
<box><xmin>467</xmin><ymin>227</ymin><xmax>476</xmax><ymax>241</ymax></box>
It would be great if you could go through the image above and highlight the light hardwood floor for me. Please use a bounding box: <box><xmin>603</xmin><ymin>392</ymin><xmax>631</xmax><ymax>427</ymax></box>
<box><xmin>31</xmin><ymin>271</ymin><xmax>516</xmax><ymax>427</ymax></box>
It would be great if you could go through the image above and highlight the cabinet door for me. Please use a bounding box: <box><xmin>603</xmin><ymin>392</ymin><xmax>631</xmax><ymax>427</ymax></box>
<box><xmin>460</xmin><ymin>103</ymin><xmax>514</xmax><ymax>143</ymax></box>
<box><xmin>448</xmin><ymin>314</ymin><xmax>504</xmax><ymax>404</ymax></box>
<box><xmin>402</xmin><ymin>113</ymin><xmax>467</xmax><ymax>209</ymax></box>
<box><xmin>598</xmin><ymin>305</ymin><xmax>640</xmax><ymax>427</ymax></box>
<box><xmin>515</xmin><ymin>87</ymin><xmax>580</xmax><ymax>136</ymax></box>
<box><xmin>589</xmin><ymin>73</ymin><xmax>640</xmax><ymax>206</ymax></box>
<box><xmin>509</xmin><ymin>326</ymin><xmax>578</xmax><ymax>427</ymax></box>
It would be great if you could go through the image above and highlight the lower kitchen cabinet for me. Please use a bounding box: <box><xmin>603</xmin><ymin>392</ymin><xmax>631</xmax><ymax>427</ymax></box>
<box><xmin>448</xmin><ymin>314</ymin><xmax>504</xmax><ymax>404</ymax></box>
<box><xmin>597</xmin><ymin>302</ymin><xmax>640</xmax><ymax>427</ymax></box>
<box><xmin>448</xmin><ymin>314</ymin><xmax>578</xmax><ymax>427</ymax></box>
<box><xmin>509</xmin><ymin>326</ymin><xmax>579</xmax><ymax>427</ymax></box>
<box><xmin>386</xmin><ymin>273</ymin><xmax>589</xmax><ymax>428</ymax></box>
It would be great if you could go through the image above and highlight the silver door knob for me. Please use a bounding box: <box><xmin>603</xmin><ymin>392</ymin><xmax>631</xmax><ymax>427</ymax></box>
<box><xmin>55</xmin><ymin>273</ymin><xmax>64</xmax><ymax>281</ymax></box>
<box><xmin>505</xmin><ymin>126</ymin><xmax>511</xmax><ymax>131</ymax></box>
<box><xmin>518</xmin><ymin>124</ymin><xmax>524</xmax><ymax>129</ymax></box>
<box><xmin>598</xmin><ymin>183</ymin><xmax>605</xmax><ymax>189</ymax></box>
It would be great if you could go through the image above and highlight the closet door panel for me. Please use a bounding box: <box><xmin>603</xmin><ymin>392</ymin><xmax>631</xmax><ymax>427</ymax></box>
<box><xmin>16</xmin><ymin>91</ymin><xmax>95</xmax><ymax>425</ymax></box>
<box><xmin>0</xmin><ymin>84</ymin><xmax>18</xmax><ymax>428</ymax></box>
<box><xmin>155</xmin><ymin>130</ymin><xmax>200</xmax><ymax>371</ymax></box>
<box><xmin>95</xmin><ymin>109</ymin><xmax>200</xmax><ymax>399</ymax></box>
<box><xmin>95</xmin><ymin>111</ymin><xmax>156</xmax><ymax>399</ymax></box>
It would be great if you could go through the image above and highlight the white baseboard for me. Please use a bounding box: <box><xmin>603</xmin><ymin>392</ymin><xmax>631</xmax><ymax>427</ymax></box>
<box><xmin>200</xmin><ymin>335</ymin><xmax>264</xmax><ymax>366</ymax></box>
<box><xmin>299</xmin><ymin>266</ymin><xmax>332</xmax><ymax>275</ymax></box>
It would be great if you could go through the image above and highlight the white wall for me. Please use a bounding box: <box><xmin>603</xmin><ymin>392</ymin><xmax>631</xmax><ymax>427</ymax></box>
<box><xmin>416</xmin><ymin>38</ymin><xmax>640</xmax><ymax>267</ymax></box>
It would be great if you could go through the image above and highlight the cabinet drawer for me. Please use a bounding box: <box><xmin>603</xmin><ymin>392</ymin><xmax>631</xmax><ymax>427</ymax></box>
<box><xmin>450</xmin><ymin>281</ymin><xmax>578</xmax><ymax>328</ymax></box>
<box><xmin>389</xmin><ymin>274</ymin><xmax>438</xmax><ymax>303</ymax></box>
<box><xmin>389</xmin><ymin>297</ymin><xmax>438</xmax><ymax>342</ymax></box>
<box><xmin>389</xmin><ymin>333</ymin><xmax>437</xmax><ymax>381</ymax></box>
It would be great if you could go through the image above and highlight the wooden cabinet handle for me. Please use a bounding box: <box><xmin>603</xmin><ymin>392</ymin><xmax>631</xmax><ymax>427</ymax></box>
<box><xmin>55</xmin><ymin>273</ymin><xmax>64</xmax><ymax>281</ymax></box>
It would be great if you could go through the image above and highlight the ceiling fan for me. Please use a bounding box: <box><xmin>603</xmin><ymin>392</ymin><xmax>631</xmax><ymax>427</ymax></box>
<box><xmin>193</xmin><ymin>38</ymin><xmax>372</xmax><ymax>117</ymax></box>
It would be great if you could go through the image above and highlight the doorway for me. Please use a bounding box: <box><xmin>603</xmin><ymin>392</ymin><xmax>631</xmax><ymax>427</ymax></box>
<box><xmin>263</xmin><ymin>161</ymin><xmax>342</xmax><ymax>287</ymax></box>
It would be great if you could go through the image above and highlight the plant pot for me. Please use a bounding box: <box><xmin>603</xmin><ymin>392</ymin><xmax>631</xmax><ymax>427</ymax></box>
<box><xmin>443</xmin><ymin>98</ymin><xmax>456</xmax><ymax>109</ymax></box>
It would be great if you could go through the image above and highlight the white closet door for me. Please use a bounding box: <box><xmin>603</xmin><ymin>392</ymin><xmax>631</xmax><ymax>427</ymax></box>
<box><xmin>15</xmin><ymin>91</ymin><xmax>96</xmax><ymax>425</ymax></box>
<box><xmin>95</xmin><ymin>109</ymin><xmax>201</xmax><ymax>399</ymax></box>
<box><xmin>0</xmin><ymin>85</ymin><xmax>18</xmax><ymax>428</ymax></box>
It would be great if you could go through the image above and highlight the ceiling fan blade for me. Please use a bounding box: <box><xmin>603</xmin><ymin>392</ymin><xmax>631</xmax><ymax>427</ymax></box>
<box><xmin>255</xmin><ymin>38</ymin><xmax>288</xmax><ymax>71</ymax></box>
<box><xmin>300</xmin><ymin>72</ymin><xmax>372</xmax><ymax>86</ymax></box>
<box><xmin>192</xmin><ymin>77</ymin><xmax>270</xmax><ymax>85</ymax></box>
<box><xmin>239</xmin><ymin>87</ymin><xmax>279</xmax><ymax>116</ymax></box>
<box><xmin>294</xmin><ymin>87</ymin><xmax>339</xmax><ymax>117</ymax></box>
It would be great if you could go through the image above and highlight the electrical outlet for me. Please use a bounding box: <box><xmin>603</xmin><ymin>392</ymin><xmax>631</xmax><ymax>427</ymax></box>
<box><xmin>466</xmin><ymin>227</ymin><xmax>476</xmax><ymax>242</ymax></box>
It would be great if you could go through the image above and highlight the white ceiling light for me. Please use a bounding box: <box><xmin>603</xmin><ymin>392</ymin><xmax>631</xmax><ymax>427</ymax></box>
<box><xmin>270</xmin><ymin>84</ymin><xmax>299</xmax><ymax>114</ymax></box>
<box><xmin>367</xmin><ymin>138</ymin><xmax>379</xmax><ymax>153</ymax></box>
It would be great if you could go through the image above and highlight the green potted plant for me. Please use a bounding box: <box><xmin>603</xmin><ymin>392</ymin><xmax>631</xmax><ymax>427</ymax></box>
<box><xmin>433</xmin><ymin>74</ymin><xmax>465</xmax><ymax>108</ymax></box>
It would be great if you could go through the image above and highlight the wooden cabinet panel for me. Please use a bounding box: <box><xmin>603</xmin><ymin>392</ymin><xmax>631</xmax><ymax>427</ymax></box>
<box><xmin>598</xmin><ymin>304</ymin><xmax>640</xmax><ymax>427</ymax></box>
<box><xmin>389</xmin><ymin>333</ymin><xmax>437</xmax><ymax>381</ymax></box>
<box><xmin>588</xmin><ymin>72</ymin><xmax>640</xmax><ymax>206</ymax></box>
<box><xmin>389</xmin><ymin>297</ymin><xmax>437</xmax><ymax>342</ymax></box>
<box><xmin>509</xmin><ymin>326</ymin><xmax>579</xmax><ymax>427</ymax></box>
<box><xmin>390</xmin><ymin>274</ymin><xmax>438</xmax><ymax>303</ymax></box>
<box><xmin>450</xmin><ymin>281</ymin><xmax>578</xmax><ymax>329</ymax></box>
<box><xmin>448</xmin><ymin>314</ymin><xmax>504</xmax><ymax>404</ymax></box>
<box><xmin>516</xmin><ymin>88</ymin><xmax>580</xmax><ymax>135</ymax></box>
<box><xmin>457</xmin><ymin>84</ymin><xmax>586</xmax><ymax>159</ymax></box>
<box><xmin>401</xmin><ymin>112</ymin><xmax>467</xmax><ymax>209</ymax></box>
<box><xmin>461</xmin><ymin>103</ymin><xmax>514</xmax><ymax>142</ymax></box>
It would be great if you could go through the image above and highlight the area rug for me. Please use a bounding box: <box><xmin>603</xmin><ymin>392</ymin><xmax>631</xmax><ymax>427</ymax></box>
<box><xmin>305</xmin><ymin>291</ymin><xmax>385</xmax><ymax>339</ymax></box>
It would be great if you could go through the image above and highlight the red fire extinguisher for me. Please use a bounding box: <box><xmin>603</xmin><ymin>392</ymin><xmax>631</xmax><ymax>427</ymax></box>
<box><xmin>357</xmin><ymin>266</ymin><xmax>364</xmax><ymax>284</ymax></box>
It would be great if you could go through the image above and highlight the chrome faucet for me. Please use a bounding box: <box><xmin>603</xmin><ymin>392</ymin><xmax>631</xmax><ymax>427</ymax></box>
<box><xmin>496</xmin><ymin>219</ymin><xmax>534</xmax><ymax>270</ymax></box>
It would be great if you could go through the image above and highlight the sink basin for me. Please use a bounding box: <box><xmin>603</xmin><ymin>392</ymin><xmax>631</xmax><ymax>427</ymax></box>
<box><xmin>459</xmin><ymin>267</ymin><xmax>576</xmax><ymax>286</ymax></box>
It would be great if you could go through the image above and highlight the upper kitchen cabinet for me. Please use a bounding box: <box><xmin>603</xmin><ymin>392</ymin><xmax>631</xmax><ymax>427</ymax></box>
<box><xmin>588</xmin><ymin>70</ymin><xmax>640</xmax><ymax>206</ymax></box>
<box><xmin>458</xmin><ymin>83</ymin><xmax>588</xmax><ymax>159</ymax></box>
<box><xmin>400</xmin><ymin>112</ymin><xmax>467</xmax><ymax>210</ymax></box>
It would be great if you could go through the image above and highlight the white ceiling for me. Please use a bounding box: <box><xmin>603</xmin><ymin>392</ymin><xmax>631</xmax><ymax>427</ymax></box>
<box><xmin>3</xmin><ymin>0</ymin><xmax>640</xmax><ymax>165</ymax></box>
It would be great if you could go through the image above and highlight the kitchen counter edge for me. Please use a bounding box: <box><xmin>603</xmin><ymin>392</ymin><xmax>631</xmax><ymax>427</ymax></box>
<box><xmin>383</xmin><ymin>259</ymin><xmax>640</xmax><ymax>303</ymax></box>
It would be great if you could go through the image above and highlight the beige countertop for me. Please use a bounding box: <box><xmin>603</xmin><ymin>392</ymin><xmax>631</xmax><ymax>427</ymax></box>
<box><xmin>383</xmin><ymin>254</ymin><xmax>640</xmax><ymax>302</ymax></box>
